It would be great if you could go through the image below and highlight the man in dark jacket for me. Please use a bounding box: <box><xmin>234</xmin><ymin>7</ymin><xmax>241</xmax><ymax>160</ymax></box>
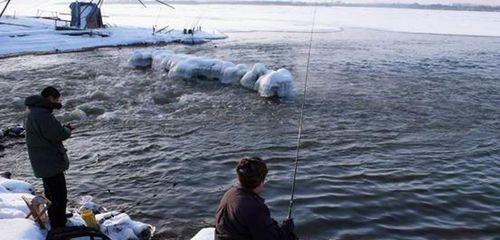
<box><xmin>25</xmin><ymin>86</ymin><xmax>73</xmax><ymax>230</ymax></box>
<box><xmin>215</xmin><ymin>157</ymin><xmax>297</xmax><ymax>240</ymax></box>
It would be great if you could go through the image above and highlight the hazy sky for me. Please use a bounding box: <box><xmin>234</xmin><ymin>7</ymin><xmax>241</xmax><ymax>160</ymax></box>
<box><xmin>339</xmin><ymin>0</ymin><xmax>500</xmax><ymax>5</ymax></box>
<box><xmin>10</xmin><ymin>0</ymin><xmax>500</xmax><ymax>5</ymax></box>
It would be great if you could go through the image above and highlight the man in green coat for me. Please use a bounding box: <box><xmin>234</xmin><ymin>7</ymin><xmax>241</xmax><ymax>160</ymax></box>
<box><xmin>25</xmin><ymin>86</ymin><xmax>74</xmax><ymax>230</ymax></box>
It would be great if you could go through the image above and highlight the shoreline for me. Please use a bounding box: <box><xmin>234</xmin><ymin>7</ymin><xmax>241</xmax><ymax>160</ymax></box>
<box><xmin>0</xmin><ymin>40</ymin><xmax>203</xmax><ymax>60</ymax></box>
<box><xmin>102</xmin><ymin>1</ymin><xmax>500</xmax><ymax>13</ymax></box>
<box><xmin>0</xmin><ymin>16</ymin><xmax>227</xmax><ymax>60</ymax></box>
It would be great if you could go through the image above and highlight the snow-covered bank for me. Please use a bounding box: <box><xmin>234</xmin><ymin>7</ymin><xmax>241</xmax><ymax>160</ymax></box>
<box><xmin>128</xmin><ymin>50</ymin><xmax>294</xmax><ymax>98</ymax></box>
<box><xmin>0</xmin><ymin>174</ymin><xmax>155</xmax><ymax>240</ymax></box>
<box><xmin>0</xmin><ymin>16</ymin><xmax>226</xmax><ymax>58</ymax></box>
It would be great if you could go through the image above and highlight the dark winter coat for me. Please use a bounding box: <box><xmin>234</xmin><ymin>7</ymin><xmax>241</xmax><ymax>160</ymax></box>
<box><xmin>24</xmin><ymin>95</ymin><xmax>71</xmax><ymax>178</ymax></box>
<box><xmin>215</xmin><ymin>186</ymin><xmax>296</xmax><ymax>240</ymax></box>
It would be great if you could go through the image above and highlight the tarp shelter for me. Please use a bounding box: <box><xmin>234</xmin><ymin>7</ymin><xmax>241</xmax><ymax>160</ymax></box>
<box><xmin>70</xmin><ymin>2</ymin><xmax>103</xmax><ymax>29</ymax></box>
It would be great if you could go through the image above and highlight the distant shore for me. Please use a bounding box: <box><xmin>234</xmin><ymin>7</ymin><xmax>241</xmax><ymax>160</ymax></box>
<box><xmin>105</xmin><ymin>0</ymin><xmax>500</xmax><ymax>12</ymax></box>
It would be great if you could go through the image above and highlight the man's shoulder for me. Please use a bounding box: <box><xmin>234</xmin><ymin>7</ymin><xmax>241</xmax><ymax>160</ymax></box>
<box><xmin>229</xmin><ymin>187</ymin><xmax>266</xmax><ymax>210</ymax></box>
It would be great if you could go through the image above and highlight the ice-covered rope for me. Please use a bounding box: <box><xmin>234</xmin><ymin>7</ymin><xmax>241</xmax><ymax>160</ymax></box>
<box><xmin>287</xmin><ymin>3</ymin><xmax>318</xmax><ymax>220</ymax></box>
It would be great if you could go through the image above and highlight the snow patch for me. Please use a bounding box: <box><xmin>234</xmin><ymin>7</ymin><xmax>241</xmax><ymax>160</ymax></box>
<box><xmin>0</xmin><ymin>218</ymin><xmax>44</xmax><ymax>240</ymax></box>
<box><xmin>191</xmin><ymin>227</ymin><xmax>215</xmax><ymax>240</ymax></box>
<box><xmin>255</xmin><ymin>68</ymin><xmax>294</xmax><ymax>98</ymax></box>
<box><xmin>0</xmin><ymin>178</ymin><xmax>34</xmax><ymax>194</ymax></box>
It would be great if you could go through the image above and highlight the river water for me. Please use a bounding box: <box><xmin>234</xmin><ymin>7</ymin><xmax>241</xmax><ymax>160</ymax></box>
<box><xmin>1</xmin><ymin>4</ymin><xmax>500</xmax><ymax>240</ymax></box>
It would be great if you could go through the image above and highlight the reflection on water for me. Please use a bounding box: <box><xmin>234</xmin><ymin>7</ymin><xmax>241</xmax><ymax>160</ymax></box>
<box><xmin>1</xmin><ymin>27</ymin><xmax>500</xmax><ymax>239</ymax></box>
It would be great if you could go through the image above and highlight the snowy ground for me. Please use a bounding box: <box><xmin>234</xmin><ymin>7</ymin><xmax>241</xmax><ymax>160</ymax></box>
<box><xmin>0</xmin><ymin>16</ymin><xmax>226</xmax><ymax>58</ymax></box>
<box><xmin>0</xmin><ymin>175</ymin><xmax>155</xmax><ymax>240</ymax></box>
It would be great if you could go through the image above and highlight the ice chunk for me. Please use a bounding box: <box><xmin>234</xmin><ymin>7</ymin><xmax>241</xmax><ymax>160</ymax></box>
<box><xmin>89</xmin><ymin>90</ymin><xmax>110</xmax><ymax>101</ymax></box>
<box><xmin>128</xmin><ymin>51</ymin><xmax>153</xmax><ymax>68</ymax></box>
<box><xmin>177</xmin><ymin>93</ymin><xmax>212</xmax><ymax>106</ymax></box>
<box><xmin>251</xmin><ymin>63</ymin><xmax>268</xmax><ymax>76</ymax></box>
<box><xmin>127</xmin><ymin>51</ymin><xmax>296</xmax><ymax>99</ymax></box>
<box><xmin>0</xmin><ymin>218</ymin><xmax>44</xmax><ymax>240</ymax></box>
<box><xmin>221</xmin><ymin>65</ymin><xmax>248</xmax><ymax>84</ymax></box>
<box><xmin>151</xmin><ymin>50</ymin><xmax>174</xmax><ymax>70</ymax></box>
<box><xmin>168</xmin><ymin>56</ymin><xmax>235</xmax><ymax>82</ymax></box>
<box><xmin>240</xmin><ymin>71</ymin><xmax>258</xmax><ymax>90</ymax></box>
<box><xmin>240</xmin><ymin>63</ymin><xmax>269</xmax><ymax>90</ymax></box>
<box><xmin>255</xmin><ymin>68</ymin><xmax>294</xmax><ymax>98</ymax></box>
<box><xmin>77</xmin><ymin>103</ymin><xmax>106</xmax><ymax>116</ymax></box>
<box><xmin>60</xmin><ymin>109</ymin><xmax>87</xmax><ymax>122</ymax></box>
<box><xmin>97</xmin><ymin>111</ymin><xmax>119</xmax><ymax>122</ymax></box>
<box><xmin>191</xmin><ymin>228</ymin><xmax>215</xmax><ymax>240</ymax></box>
<box><xmin>0</xmin><ymin>178</ymin><xmax>34</xmax><ymax>194</ymax></box>
<box><xmin>100</xmin><ymin>213</ymin><xmax>155</xmax><ymax>240</ymax></box>
<box><xmin>12</xmin><ymin>97</ymin><xmax>25</xmax><ymax>110</ymax></box>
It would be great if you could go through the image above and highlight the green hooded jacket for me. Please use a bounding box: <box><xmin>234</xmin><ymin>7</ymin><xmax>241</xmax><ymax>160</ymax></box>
<box><xmin>24</xmin><ymin>95</ymin><xmax>71</xmax><ymax>178</ymax></box>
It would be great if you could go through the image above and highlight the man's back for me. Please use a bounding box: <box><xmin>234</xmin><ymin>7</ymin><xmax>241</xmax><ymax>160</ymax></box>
<box><xmin>25</xmin><ymin>95</ymin><xmax>70</xmax><ymax>178</ymax></box>
<box><xmin>215</xmin><ymin>186</ymin><xmax>294</xmax><ymax>240</ymax></box>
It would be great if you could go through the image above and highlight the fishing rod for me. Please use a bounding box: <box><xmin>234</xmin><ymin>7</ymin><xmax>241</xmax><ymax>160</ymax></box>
<box><xmin>287</xmin><ymin>3</ymin><xmax>318</xmax><ymax>220</ymax></box>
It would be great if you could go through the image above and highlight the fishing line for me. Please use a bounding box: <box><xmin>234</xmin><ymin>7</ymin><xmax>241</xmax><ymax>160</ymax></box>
<box><xmin>287</xmin><ymin>3</ymin><xmax>318</xmax><ymax>220</ymax></box>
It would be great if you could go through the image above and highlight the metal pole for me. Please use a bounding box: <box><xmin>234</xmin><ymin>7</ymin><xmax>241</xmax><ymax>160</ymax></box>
<box><xmin>0</xmin><ymin>0</ymin><xmax>12</xmax><ymax>19</ymax></box>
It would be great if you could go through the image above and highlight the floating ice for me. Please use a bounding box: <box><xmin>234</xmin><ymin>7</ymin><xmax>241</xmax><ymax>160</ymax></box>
<box><xmin>12</xmin><ymin>97</ymin><xmax>25</xmax><ymax>110</ymax></box>
<box><xmin>222</xmin><ymin>64</ymin><xmax>248</xmax><ymax>84</ymax></box>
<box><xmin>129</xmin><ymin>50</ymin><xmax>294</xmax><ymax>99</ymax></box>
<box><xmin>60</xmin><ymin>109</ymin><xmax>87</xmax><ymax>122</ymax></box>
<box><xmin>191</xmin><ymin>228</ymin><xmax>215</xmax><ymax>240</ymax></box>
<box><xmin>254</xmin><ymin>68</ymin><xmax>294</xmax><ymax>98</ymax></box>
<box><xmin>97</xmin><ymin>111</ymin><xmax>119</xmax><ymax>122</ymax></box>
<box><xmin>129</xmin><ymin>51</ymin><xmax>153</xmax><ymax>68</ymax></box>
<box><xmin>77</xmin><ymin>103</ymin><xmax>106</xmax><ymax>116</ymax></box>
<box><xmin>89</xmin><ymin>90</ymin><xmax>111</xmax><ymax>101</ymax></box>
<box><xmin>168</xmin><ymin>56</ymin><xmax>235</xmax><ymax>82</ymax></box>
<box><xmin>151</xmin><ymin>50</ymin><xmax>174</xmax><ymax>70</ymax></box>
<box><xmin>240</xmin><ymin>63</ymin><xmax>268</xmax><ymax>90</ymax></box>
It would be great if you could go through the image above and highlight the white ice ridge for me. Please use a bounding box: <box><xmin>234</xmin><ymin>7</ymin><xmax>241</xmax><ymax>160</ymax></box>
<box><xmin>0</xmin><ymin>176</ymin><xmax>155</xmax><ymax>240</ymax></box>
<box><xmin>129</xmin><ymin>50</ymin><xmax>294</xmax><ymax>98</ymax></box>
